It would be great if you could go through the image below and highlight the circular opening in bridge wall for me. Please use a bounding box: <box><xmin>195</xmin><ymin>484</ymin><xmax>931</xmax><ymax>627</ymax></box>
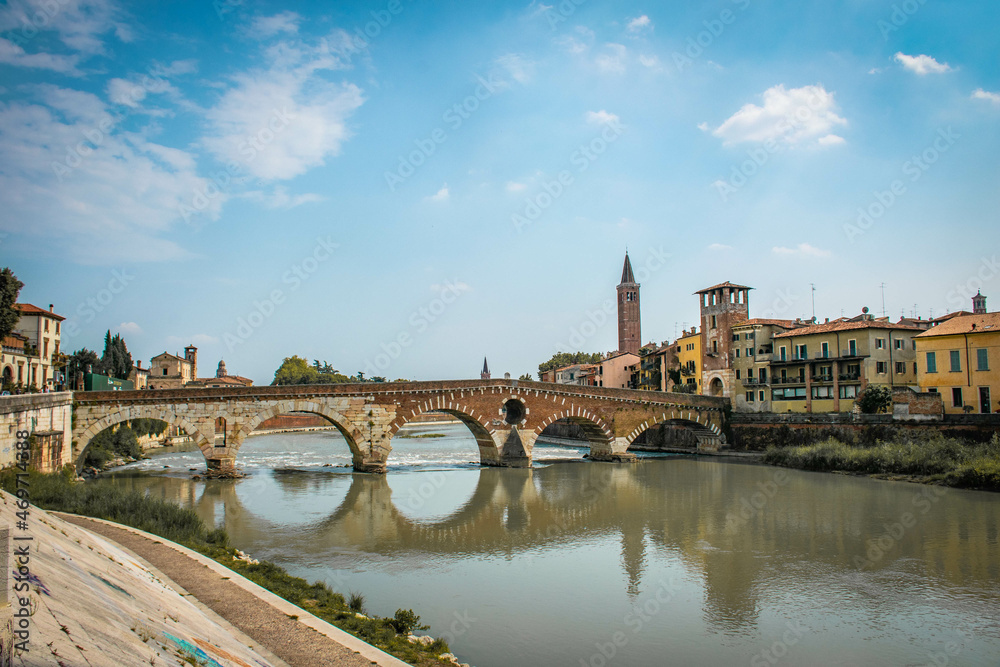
<box><xmin>503</xmin><ymin>398</ymin><xmax>526</xmax><ymax>425</ymax></box>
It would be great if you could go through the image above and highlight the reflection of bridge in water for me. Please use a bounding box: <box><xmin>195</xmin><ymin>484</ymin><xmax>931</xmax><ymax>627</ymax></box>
<box><xmin>120</xmin><ymin>461</ymin><xmax>1000</xmax><ymax>635</ymax></box>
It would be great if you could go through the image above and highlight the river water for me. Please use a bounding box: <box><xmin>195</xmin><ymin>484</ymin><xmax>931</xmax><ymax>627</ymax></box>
<box><xmin>98</xmin><ymin>423</ymin><xmax>1000</xmax><ymax>666</ymax></box>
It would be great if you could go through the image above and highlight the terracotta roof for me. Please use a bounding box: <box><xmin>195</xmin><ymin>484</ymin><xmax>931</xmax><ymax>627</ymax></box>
<box><xmin>916</xmin><ymin>313</ymin><xmax>1000</xmax><ymax>337</ymax></box>
<box><xmin>15</xmin><ymin>303</ymin><xmax>65</xmax><ymax>321</ymax></box>
<box><xmin>773</xmin><ymin>318</ymin><xmax>922</xmax><ymax>338</ymax></box>
<box><xmin>602</xmin><ymin>351</ymin><xmax>640</xmax><ymax>362</ymax></box>
<box><xmin>733</xmin><ymin>318</ymin><xmax>800</xmax><ymax>328</ymax></box>
<box><xmin>694</xmin><ymin>282</ymin><xmax>752</xmax><ymax>294</ymax></box>
<box><xmin>2</xmin><ymin>335</ymin><xmax>26</xmax><ymax>349</ymax></box>
<box><xmin>929</xmin><ymin>311</ymin><xmax>972</xmax><ymax>324</ymax></box>
<box><xmin>151</xmin><ymin>351</ymin><xmax>187</xmax><ymax>362</ymax></box>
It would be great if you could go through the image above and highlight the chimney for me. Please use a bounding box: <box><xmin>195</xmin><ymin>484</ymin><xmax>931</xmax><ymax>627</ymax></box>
<box><xmin>825</xmin><ymin>318</ymin><xmax>830</xmax><ymax>324</ymax></box>
<box><xmin>49</xmin><ymin>304</ymin><xmax>54</xmax><ymax>312</ymax></box>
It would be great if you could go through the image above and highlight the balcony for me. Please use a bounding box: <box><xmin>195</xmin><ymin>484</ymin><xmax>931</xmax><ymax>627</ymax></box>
<box><xmin>773</xmin><ymin>376</ymin><xmax>806</xmax><ymax>385</ymax></box>
<box><xmin>838</xmin><ymin>372</ymin><xmax>861</xmax><ymax>382</ymax></box>
<box><xmin>811</xmin><ymin>375</ymin><xmax>834</xmax><ymax>383</ymax></box>
<box><xmin>680</xmin><ymin>367</ymin><xmax>695</xmax><ymax>376</ymax></box>
<box><xmin>770</xmin><ymin>354</ymin><xmax>809</xmax><ymax>364</ymax></box>
<box><xmin>743</xmin><ymin>378</ymin><xmax>769</xmax><ymax>387</ymax></box>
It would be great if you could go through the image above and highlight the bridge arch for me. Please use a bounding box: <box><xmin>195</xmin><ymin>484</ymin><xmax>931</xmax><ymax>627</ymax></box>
<box><xmin>389</xmin><ymin>405</ymin><xmax>499</xmax><ymax>466</ymax></box>
<box><xmin>232</xmin><ymin>401</ymin><xmax>367</xmax><ymax>465</ymax></box>
<box><xmin>623</xmin><ymin>409</ymin><xmax>724</xmax><ymax>450</ymax></box>
<box><xmin>74</xmin><ymin>406</ymin><xmax>207</xmax><ymax>471</ymax></box>
<box><xmin>534</xmin><ymin>405</ymin><xmax>615</xmax><ymax>457</ymax></box>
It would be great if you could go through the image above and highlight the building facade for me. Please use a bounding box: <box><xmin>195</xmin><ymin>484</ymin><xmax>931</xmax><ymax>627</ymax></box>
<box><xmin>915</xmin><ymin>311</ymin><xmax>1000</xmax><ymax>414</ymax></box>
<box><xmin>769</xmin><ymin>315</ymin><xmax>921</xmax><ymax>413</ymax></box>
<box><xmin>599</xmin><ymin>352</ymin><xmax>640</xmax><ymax>389</ymax></box>
<box><xmin>11</xmin><ymin>303</ymin><xmax>65</xmax><ymax>391</ymax></box>
<box><xmin>617</xmin><ymin>253</ymin><xmax>641</xmax><ymax>356</ymax></box>
<box><xmin>730</xmin><ymin>319</ymin><xmax>800</xmax><ymax>412</ymax></box>
<box><xmin>675</xmin><ymin>327</ymin><xmax>702</xmax><ymax>393</ymax></box>
<box><xmin>149</xmin><ymin>345</ymin><xmax>198</xmax><ymax>390</ymax></box>
<box><xmin>696</xmin><ymin>283</ymin><xmax>751</xmax><ymax>397</ymax></box>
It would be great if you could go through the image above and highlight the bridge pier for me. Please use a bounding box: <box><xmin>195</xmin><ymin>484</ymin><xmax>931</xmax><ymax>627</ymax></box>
<box><xmin>206</xmin><ymin>456</ymin><xmax>236</xmax><ymax>472</ymax></box>
<box><xmin>589</xmin><ymin>437</ymin><xmax>637</xmax><ymax>463</ymax></box>
<box><xmin>484</xmin><ymin>428</ymin><xmax>534</xmax><ymax>468</ymax></box>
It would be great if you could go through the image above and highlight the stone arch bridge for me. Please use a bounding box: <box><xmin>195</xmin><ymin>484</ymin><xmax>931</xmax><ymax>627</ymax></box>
<box><xmin>72</xmin><ymin>379</ymin><xmax>729</xmax><ymax>473</ymax></box>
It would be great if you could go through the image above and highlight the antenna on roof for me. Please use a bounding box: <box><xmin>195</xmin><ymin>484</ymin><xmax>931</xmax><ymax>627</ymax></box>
<box><xmin>810</xmin><ymin>283</ymin><xmax>816</xmax><ymax>320</ymax></box>
<box><xmin>879</xmin><ymin>282</ymin><xmax>887</xmax><ymax>317</ymax></box>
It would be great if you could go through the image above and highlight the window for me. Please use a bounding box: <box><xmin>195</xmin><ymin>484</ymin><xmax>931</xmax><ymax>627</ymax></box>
<box><xmin>926</xmin><ymin>352</ymin><xmax>937</xmax><ymax>373</ymax></box>
<box><xmin>733</xmin><ymin>333</ymin><xmax>740</xmax><ymax>342</ymax></box>
<box><xmin>735</xmin><ymin>369</ymin><xmax>741</xmax><ymax>379</ymax></box>
<box><xmin>821</xmin><ymin>342</ymin><xmax>829</xmax><ymax>358</ymax></box>
<box><xmin>894</xmin><ymin>339</ymin><xmax>904</xmax><ymax>350</ymax></box>
<box><xmin>162</xmin><ymin>368</ymin><xmax>168</xmax><ymax>375</ymax></box>
<box><xmin>747</xmin><ymin>347</ymin><xmax>754</xmax><ymax>357</ymax></box>
<box><xmin>848</xmin><ymin>339</ymin><xmax>857</xmax><ymax>356</ymax></box>
<box><xmin>735</xmin><ymin>349</ymin><xmax>740</xmax><ymax>358</ymax></box>
<box><xmin>759</xmin><ymin>390</ymin><xmax>765</xmax><ymax>401</ymax></box>
<box><xmin>746</xmin><ymin>368</ymin><xmax>754</xmax><ymax>380</ymax></box>
<box><xmin>912</xmin><ymin>340</ymin><xmax>916</xmax><ymax>350</ymax></box>
<box><xmin>711</xmin><ymin>315</ymin><xmax>718</xmax><ymax>329</ymax></box>
<box><xmin>895</xmin><ymin>362</ymin><xmax>906</xmax><ymax>374</ymax></box>
<box><xmin>759</xmin><ymin>369</ymin><xmax>767</xmax><ymax>383</ymax></box>
<box><xmin>779</xmin><ymin>346</ymin><xmax>787</xmax><ymax>361</ymax></box>
<box><xmin>913</xmin><ymin>362</ymin><xmax>918</xmax><ymax>375</ymax></box>
<box><xmin>977</xmin><ymin>348</ymin><xmax>989</xmax><ymax>371</ymax></box>
<box><xmin>839</xmin><ymin>385</ymin><xmax>858</xmax><ymax>399</ymax></box>
<box><xmin>812</xmin><ymin>386</ymin><xmax>833</xmax><ymax>399</ymax></box>
<box><xmin>876</xmin><ymin>361</ymin><xmax>888</xmax><ymax>374</ymax></box>
<box><xmin>875</xmin><ymin>338</ymin><xmax>885</xmax><ymax>349</ymax></box>
<box><xmin>44</xmin><ymin>319</ymin><xmax>49</xmax><ymax>332</ymax></box>
<box><xmin>952</xmin><ymin>387</ymin><xmax>963</xmax><ymax>407</ymax></box>
<box><xmin>746</xmin><ymin>391</ymin><xmax>755</xmax><ymax>402</ymax></box>
<box><xmin>773</xmin><ymin>387</ymin><xmax>807</xmax><ymax>400</ymax></box>
<box><xmin>712</xmin><ymin>340</ymin><xmax>718</xmax><ymax>354</ymax></box>
<box><xmin>928</xmin><ymin>387</ymin><xmax>937</xmax><ymax>393</ymax></box>
<box><xmin>950</xmin><ymin>350</ymin><xmax>961</xmax><ymax>372</ymax></box>
<box><xmin>795</xmin><ymin>344</ymin><xmax>807</xmax><ymax>360</ymax></box>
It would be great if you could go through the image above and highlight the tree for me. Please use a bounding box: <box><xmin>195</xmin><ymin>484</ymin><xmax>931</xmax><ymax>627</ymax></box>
<box><xmin>272</xmin><ymin>356</ymin><xmax>351</xmax><ymax>385</ymax></box>
<box><xmin>518</xmin><ymin>373</ymin><xmax>533</xmax><ymax>381</ymax></box>
<box><xmin>68</xmin><ymin>348</ymin><xmax>100</xmax><ymax>387</ymax></box>
<box><xmin>856</xmin><ymin>385</ymin><xmax>892</xmax><ymax>414</ymax></box>
<box><xmin>98</xmin><ymin>331</ymin><xmax>133</xmax><ymax>380</ymax></box>
<box><xmin>537</xmin><ymin>352</ymin><xmax>603</xmax><ymax>378</ymax></box>
<box><xmin>0</xmin><ymin>267</ymin><xmax>23</xmax><ymax>341</ymax></box>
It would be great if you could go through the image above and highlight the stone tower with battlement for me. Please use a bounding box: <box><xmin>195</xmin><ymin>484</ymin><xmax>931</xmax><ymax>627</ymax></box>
<box><xmin>617</xmin><ymin>254</ymin><xmax>641</xmax><ymax>356</ymax></box>
<box><xmin>696</xmin><ymin>282</ymin><xmax>751</xmax><ymax>398</ymax></box>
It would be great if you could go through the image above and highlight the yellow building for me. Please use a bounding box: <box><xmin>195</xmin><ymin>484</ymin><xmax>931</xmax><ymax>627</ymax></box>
<box><xmin>769</xmin><ymin>315</ymin><xmax>921</xmax><ymax>413</ymax></box>
<box><xmin>915</xmin><ymin>312</ymin><xmax>1000</xmax><ymax>414</ymax></box>
<box><xmin>730</xmin><ymin>319</ymin><xmax>801</xmax><ymax>412</ymax></box>
<box><xmin>675</xmin><ymin>327</ymin><xmax>702</xmax><ymax>393</ymax></box>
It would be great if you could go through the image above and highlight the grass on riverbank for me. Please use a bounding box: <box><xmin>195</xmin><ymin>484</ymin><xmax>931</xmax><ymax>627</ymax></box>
<box><xmin>396</xmin><ymin>433</ymin><xmax>447</xmax><ymax>439</ymax></box>
<box><xmin>762</xmin><ymin>432</ymin><xmax>1000</xmax><ymax>491</ymax></box>
<box><xmin>0</xmin><ymin>468</ymin><xmax>454</xmax><ymax>666</ymax></box>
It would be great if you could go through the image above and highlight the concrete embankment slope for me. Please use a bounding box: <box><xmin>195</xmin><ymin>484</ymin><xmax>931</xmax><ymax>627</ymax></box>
<box><xmin>0</xmin><ymin>492</ymin><xmax>409</xmax><ymax>667</ymax></box>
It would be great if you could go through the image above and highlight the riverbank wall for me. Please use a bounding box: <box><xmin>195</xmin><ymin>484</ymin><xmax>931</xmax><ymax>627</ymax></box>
<box><xmin>728</xmin><ymin>413</ymin><xmax>1000</xmax><ymax>451</ymax></box>
<box><xmin>0</xmin><ymin>392</ymin><xmax>72</xmax><ymax>472</ymax></box>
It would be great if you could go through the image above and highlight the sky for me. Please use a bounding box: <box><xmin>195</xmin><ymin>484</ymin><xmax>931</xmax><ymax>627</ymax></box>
<box><xmin>1</xmin><ymin>0</ymin><xmax>998</xmax><ymax>384</ymax></box>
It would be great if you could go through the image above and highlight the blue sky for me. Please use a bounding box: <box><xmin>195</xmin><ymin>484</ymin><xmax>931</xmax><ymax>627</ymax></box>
<box><xmin>2</xmin><ymin>0</ymin><xmax>998</xmax><ymax>384</ymax></box>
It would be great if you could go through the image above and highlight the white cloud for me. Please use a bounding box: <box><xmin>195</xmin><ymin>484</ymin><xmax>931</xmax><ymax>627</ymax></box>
<box><xmin>118</xmin><ymin>321</ymin><xmax>142</xmax><ymax>335</ymax></box>
<box><xmin>430</xmin><ymin>281</ymin><xmax>471</xmax><ymax>294</ymax></box>
<box><xmin>426</xmin><ymin>184</ymin><xmax>449</xmax><ymax>202</ymax></box>
<box><xmin>708</xmin><ymin>243</ymin><xmax>733</xmax><ymax>251</ymax></box>
<box><xmin>595</xmin><ymin>43</ymin><xmax>627</xmax><ymax>73</ymax></box>
<box><xmin>0</xmin><ymin>0</ymin><xmax>127</xmax><ymax>60</ymax></box>
<box><xmin>526</xmin><ymin>1</ymin><xmax>553</xmax><ymax>19</ymax></box>
<box><xmin>495</xmin><ymin>53</ymin><xmax>534</xmax><ymax>84</ymax></box>
<box><xmin>106</xmin><ymin>77</ymin><xmax>145</xmax><ymax>107</ymax></box>
<box><xmin>817</xmin><ymin>134</ymin><xmax>846</xmax><ymax>146</ymax></box>
<box><xmin>202</xmin><ymin>36</ymin><xmax>365</xmax><ymax>181</ymax></box>
<box><xmin>242</xmin><ymin>186</ymin><xmax>324</xmax><ymax>208</ymax></box>
<box><xmin>972</xmin><ymin>88</ymin><xmax>1000</xmax><ymax>105</ymax></box>
<box><xmin>585</xmin><ymin>109</ymin><xmax>620</xmax><ymax>125</ymax></box>
<box><xmin>712</xmin><ymin>84</ymin><xmax>847</xmax><ymax>146</ymax></box>
<box><xmin>0</xmin><ymin>87</ymin><xmax>221</xmax><ymax>263</ymax></box>
<box><xmin>772</xmin><ymin>243</ymin><xmax>831</xmax><ymax>258</ymax></box>
<box><xmin>697</xmin><ymin>122</ymin><xmax>709</xmax><ymax>132</ymax></box>
<box><xmin>638</xmin><ymin>54</ymin><xmax>660</xmax><ymax>69</ymax></box>
<box><xmin>894</xmin><ymin>52</ymin><xmax>952</xmax><ymax>75</ymax></box>
<box><xmin>0</xmin><ymin>37</ymin><xmax>81</xmax><ymax>74</ymax></box>
<box><xmin>868</xmin><ymin>67</ymin><xmax>882</xmax><ymax>75</ymax></box>
<box><xmin>506</xmin><ymin>181</ymin><xmax>527</xmax><ymax>193</ymax></box>
<box><xmin>247</xmin><ymin>11</ymin><xmax>301</xmax><ymax>39</ymax></box>
<box><xmin>627</xmin><ymin>15</ymin><xmax>652</xmax><ymax>33</ymax></box>
<box><xmin>556</xmin><ymin>26</ymin><xmax>594</xmax><ymax>55</ymax></box>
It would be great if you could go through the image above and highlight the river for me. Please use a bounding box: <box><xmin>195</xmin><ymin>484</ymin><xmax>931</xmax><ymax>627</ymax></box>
<box><xmin>96</xmin><ymin>422</ymin><xmax>1000</xmax><ymax>666</ymax></box>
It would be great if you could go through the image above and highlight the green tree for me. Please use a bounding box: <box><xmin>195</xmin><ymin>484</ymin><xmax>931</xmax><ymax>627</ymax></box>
<box><xmin>99</xmin><ymin>331</ymin><xmax>133</xmax><ymax>380</ymax></box>
<box><xmin>68</xmin><ymin>348</ymin><xmax>101</xmax><ymax>387</ymax></box>
<box><xmin>856</xmin><ymin>385</ymin><xmax>892</xmax><ymax>414</ymax></box>
<box><xmin>0</xmin><ymin>267</ymin><xmax>23</xmax><ymax>341</ymax></box>
<box><xmin>518</xmin><ymin>373</ymin><xmax>533</xmax><ymax>381</ymax></box>
<box><xmin>273</xmin><ymin>356</ymin><xmax>352</xmax><ymax>385</ymax></box>
<box><xmin>537</xmin><ymin>352</ymin><xmax>602</xmax><ymax>378</ymax></box>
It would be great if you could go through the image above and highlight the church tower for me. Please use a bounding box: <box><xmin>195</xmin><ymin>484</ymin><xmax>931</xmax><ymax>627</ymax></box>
<box><xmin>481</xmin><ymin>357</ymin><xmax>490</xmax><ymax>380</ymax></box>
<box><xmin>973</xmin><ymin>290</ymin><xmax>987</xmax><ymax>314</ymax></box>
<box><xmin>617</xmin><ymin>253</ymin><xmax>641</xmax><ymax>355</ymax></box>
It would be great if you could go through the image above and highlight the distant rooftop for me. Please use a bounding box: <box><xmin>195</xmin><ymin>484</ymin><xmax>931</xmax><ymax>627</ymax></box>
<box><xmin>694</xmin><ymin>282</ymin><xmax>753</xmax><ymax>294</ymax></box>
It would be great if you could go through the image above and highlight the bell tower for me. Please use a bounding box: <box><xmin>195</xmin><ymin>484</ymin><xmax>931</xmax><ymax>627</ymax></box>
<box><xmin>617</xmin><ymin>253</ymin><xmax>641</xmax><ymax>355</ymax></box>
